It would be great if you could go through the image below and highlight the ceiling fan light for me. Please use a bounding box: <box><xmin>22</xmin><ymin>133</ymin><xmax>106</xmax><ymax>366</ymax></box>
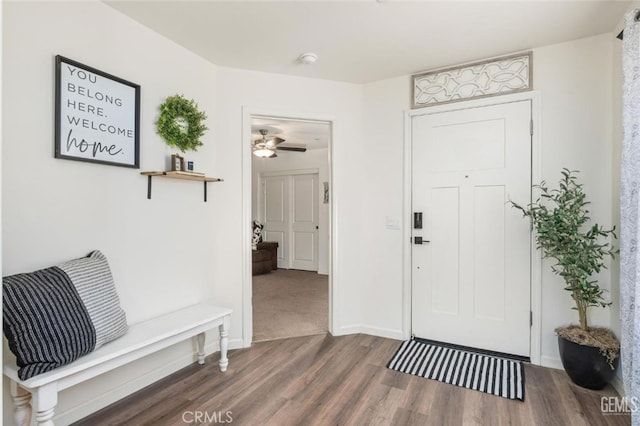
<box><xmin>253</xmin><ymin>147</ymin><xmax>275</xmax><ymax>158</ymax></box>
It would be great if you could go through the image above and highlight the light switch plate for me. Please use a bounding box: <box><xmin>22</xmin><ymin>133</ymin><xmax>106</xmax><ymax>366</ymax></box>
<box><xmin>385</xmin><ymin>216</ymin><xmax>400</xmax><ymax>230</ymax></box>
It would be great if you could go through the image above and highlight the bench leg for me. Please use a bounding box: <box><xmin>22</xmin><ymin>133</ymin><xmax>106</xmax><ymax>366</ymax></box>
<box><xmin>33</xmin><ymin>383</ymin><xmax>57</xmax><ymax>426</ymax></box>
<box><xmin>219</xmin><ymin>316</ymin><xmax>229</xmax><ymax>372</ymax></box>
<box><xmin>197</xmin><ymin>332</ymin><xmax>206</xmax><ymax>365</ymax></box>
<box><xmin>10</xmin><ymin>381</ymin><xmax>32</xmax><ymax>426</ymax></box>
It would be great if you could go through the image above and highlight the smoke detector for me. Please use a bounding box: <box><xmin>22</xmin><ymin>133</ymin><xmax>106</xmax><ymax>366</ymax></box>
<box><xmin>298</xmin><ymin>52</ymin><xmax>318</xmax><ymax>65</ymax></box>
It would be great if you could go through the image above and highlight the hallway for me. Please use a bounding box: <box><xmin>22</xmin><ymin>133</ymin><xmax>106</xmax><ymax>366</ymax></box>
<box><xmin>253</xmin><ymin>269</ymin><xmax>328</xmax><ymax>342</ymax></box>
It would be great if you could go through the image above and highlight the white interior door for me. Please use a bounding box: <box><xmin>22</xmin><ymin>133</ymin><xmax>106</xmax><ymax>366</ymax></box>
<box><xmin>291</xmin><ymin>174</ymin><xmax>319</xmax><ymax>271</ymax></box>
<box><xmin>263</xmin><ymin>176</ymin><xmax>288</xmax><ymax>268</ymax></box>
<box><xmin>411</xmin><ymin>100</ymin><xmax>532</xmax><ymax>357</ymax></box>
<box><xmin>262</xmin><ymin>172</ymin><xmax>319</xmax><ymax>270</ymax></box>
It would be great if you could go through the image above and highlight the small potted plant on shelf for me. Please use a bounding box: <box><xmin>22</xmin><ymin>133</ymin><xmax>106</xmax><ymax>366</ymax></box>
<box><xmin>510</xmin><ymin>169</ymin><xmax>619</xmax><ymax>390</ymax></box>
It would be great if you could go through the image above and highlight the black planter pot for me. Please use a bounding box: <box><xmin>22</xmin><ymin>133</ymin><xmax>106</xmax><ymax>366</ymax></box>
<box><xmin>558</xmin><ymin>335</ymin><xmax>619</xmax><ymax>390</ymax></box>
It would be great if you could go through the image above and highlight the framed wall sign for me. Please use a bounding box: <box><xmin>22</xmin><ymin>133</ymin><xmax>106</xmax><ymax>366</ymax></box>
<box><xmin>55</xmin><ymin>55</ymin><xmax>140</xmax><ymax>168</ymax></box>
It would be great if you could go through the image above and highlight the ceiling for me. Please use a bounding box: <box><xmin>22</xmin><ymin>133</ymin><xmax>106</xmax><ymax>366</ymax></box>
<box><xmin>252</xmin><ymin>117</ymin><xmax>330</xmax><ymax>151</ymax></box>
<box><xmin>107</xmin><ymin>0</ymin><xmax>630</xmax><ymax>84</ymax></box>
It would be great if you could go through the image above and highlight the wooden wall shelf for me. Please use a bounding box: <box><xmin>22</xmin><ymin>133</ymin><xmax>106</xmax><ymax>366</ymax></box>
<box><xmin>141</xmin><ymin>171</ymin><xmax>223</xmax><ymax>202</ymax></box>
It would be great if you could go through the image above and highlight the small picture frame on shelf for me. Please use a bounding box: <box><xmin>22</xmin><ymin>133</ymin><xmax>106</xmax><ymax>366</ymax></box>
<box><xmin>186</xmin><ymin>160</ymin><xmax>195</xmax><ymax>172</ymax></box>
<box><xmin>171</xmin><ymin>154</ymin><xmax>184</xmax><ymax>171</ymax></box>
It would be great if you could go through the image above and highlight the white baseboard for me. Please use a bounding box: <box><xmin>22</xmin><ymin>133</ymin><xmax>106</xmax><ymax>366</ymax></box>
<box><xmin>540</xmin><ymin>355</ymin><xmax>564</xmax><ymax>370</ymax></box>
<box><xmin>359</xmin><ymin>325</ymin><xmax>404</xmax><ymax>340</ymax></box>
<box><xmin>334</xmin><ymin>324</ymin><xmax>403</xmax><ymax>340</ymax></box>
<box><xmin>334</xmin><ymin>324</ymin><xmax>362</xmax><ymax>336</ymax></box>
<box><xmin>54</xmin><ymin>338</ymin><xmax>243</xmax><ymax>425</ymax></box>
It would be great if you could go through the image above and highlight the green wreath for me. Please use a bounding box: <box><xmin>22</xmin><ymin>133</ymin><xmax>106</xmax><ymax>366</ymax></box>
<box><xmin>156</xmin><ymin>95</ymin><xmax>208</xmax><ymax>152</ymax></box>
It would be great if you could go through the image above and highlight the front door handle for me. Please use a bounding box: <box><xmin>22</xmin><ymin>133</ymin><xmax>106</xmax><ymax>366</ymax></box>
<box><xmin>414</xmin><ymin>236</ymin><xmax>430</xmax><ymax>245</ymax></box>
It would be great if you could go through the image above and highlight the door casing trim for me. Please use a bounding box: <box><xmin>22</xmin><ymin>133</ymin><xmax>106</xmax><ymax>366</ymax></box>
<box><xmin>402</xmin><ymin>91</ymin><xmax>542</xmax><ymax>365</ymax></box>
<box><xmin>242</xmin><ymin>107</ymin><xmax>336</xmax><ymax>348</ymax></box>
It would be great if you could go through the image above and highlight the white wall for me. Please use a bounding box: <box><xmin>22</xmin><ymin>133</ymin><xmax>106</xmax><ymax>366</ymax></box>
<box><xmin>213</xmin><ymin>66</ymin><xmax>364</xmax><ymax>335</ymax></box>
<box><xmin>360</xmin><ymin>33</ymin><xmax>619</xmax><ymax>366</ymax></box>
<box><xmin>2</xmin><ymin>2</ymin><xmax>220</xmax><ymax>424</ymax></box>
<box><xmin>3</xmin><ymin>2</ymin><xmax>365</xmax><ymax>422</ymax></box>
<box><xmin>535</xmin><ymin>34</ymin><xmax>615</xmax><ymax>367</ymax></box>
<box><xmin>252</xmin><ymin>148</ymin><xmax>330</xmax><ymax>274</ymax></box>
<box><xmin>358</xmin><ymin>76</ymin><xmax>410</xmax><ymax>338</ymax></box>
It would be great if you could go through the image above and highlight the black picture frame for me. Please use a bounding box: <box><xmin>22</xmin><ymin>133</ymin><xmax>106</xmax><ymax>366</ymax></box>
<box><xmin>55</xmin><ymin>55</ymin><xmax>140</xmax><ymax>168</ymax></box>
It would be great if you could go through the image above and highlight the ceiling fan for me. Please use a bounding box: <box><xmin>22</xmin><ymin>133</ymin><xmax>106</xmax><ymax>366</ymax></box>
<box><xmin>252</xmin><ymin>129</ymin><xmax>307</xmax><ymax>158</ymax></box>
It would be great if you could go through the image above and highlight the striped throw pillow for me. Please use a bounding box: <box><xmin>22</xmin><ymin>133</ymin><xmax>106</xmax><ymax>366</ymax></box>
<box><xmin>3</xmin><ymin>250</ymin><xmax>128</xmax><ymax>380</ymax></box>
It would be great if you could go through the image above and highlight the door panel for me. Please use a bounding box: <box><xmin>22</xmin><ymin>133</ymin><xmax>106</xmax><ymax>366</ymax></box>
<box><xmin>293</xmin><ymin>176</ymin><xmax>315</xmax><ymax>222</ymax></box>
<box><xmin>473</xmin><ymin>185</ymin><xmax>506</xmax><ymax>321</ymax></box>
<box><xmin>294</xmin><ymin>232</ymin><xmax>315</xmax><ymax>261</ymax></box>
<box><xmin>291</xmin><ymin>174</ymin><xmax>319</xmax><ymax>271</ymax></box>
<box><xmin>411</xmin><ymin>100</ymin><xmax>531</xmax><ymax>357</ymax></box>
<box><xmin>428</xmin><ymin>118</ymin><xmax>505</xmax><ymax>172</ymax></box>
<box><xmin>265</xmin><ymin>178</ymin><xmax>285</xmax><ymax>222</ymax></box>
<box><xmin>263</xmin><ymin>177</ymin><xmax>289</xmax><ymax>268</ymax></box>
<box><xmin>429</xmin><ymin>187</ymin><xmax>460</xmax><ymax>316</ymax></box>
<box><xmin>264</xmin><ymin>230</ymin><xmax>285</xmax><ymax>264</ymax></box>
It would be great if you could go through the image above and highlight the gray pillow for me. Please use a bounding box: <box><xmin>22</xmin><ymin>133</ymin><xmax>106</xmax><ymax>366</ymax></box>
<box><xmin>3</xmin><ymin>250</ymin><xmax>128</xmax><ymax>380</ymax></box>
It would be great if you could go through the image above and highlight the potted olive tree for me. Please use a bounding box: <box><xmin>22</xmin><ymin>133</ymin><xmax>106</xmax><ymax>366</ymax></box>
<box><xmin>510</xmin><ymin>169</ymin><xmax>619</xmax><ymax>389</ymax></box>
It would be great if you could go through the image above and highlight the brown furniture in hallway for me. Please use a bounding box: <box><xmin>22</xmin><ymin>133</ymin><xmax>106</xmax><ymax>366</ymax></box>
<box><xmin>252</xmin><ymin>241</ymin><xmax>279</xmax><ymax>275</ymax></box>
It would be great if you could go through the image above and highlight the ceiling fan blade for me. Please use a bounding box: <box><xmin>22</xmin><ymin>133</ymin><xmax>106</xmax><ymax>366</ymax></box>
<box><xmin>276</xmin><ymin>146</ymin><xmax>307</xmax><ymax>152</ymax></box>
<box><xmin>265</xmin><ymin>136</ymin><xmax>285</xmax><ymax>146</ymax></box>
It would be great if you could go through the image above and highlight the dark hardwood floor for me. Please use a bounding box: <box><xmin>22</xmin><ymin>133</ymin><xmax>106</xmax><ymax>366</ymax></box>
<box><xmin>74</xmin><ymin>334</ymin><xmax>630</xmax><ymax>425</ymax></box>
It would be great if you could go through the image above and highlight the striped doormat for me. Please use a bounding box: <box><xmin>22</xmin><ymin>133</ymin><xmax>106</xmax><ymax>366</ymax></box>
<box><xmin>387</xmin><ymin>339</ymin><xmax>525</xmax><ymax>401</ymax></box>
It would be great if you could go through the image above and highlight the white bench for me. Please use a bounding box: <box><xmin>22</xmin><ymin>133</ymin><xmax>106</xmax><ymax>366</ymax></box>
<box><xmin>4</xmin><ymin>303</ymin><xmax>232</xmax><ymax>426</ymax></box>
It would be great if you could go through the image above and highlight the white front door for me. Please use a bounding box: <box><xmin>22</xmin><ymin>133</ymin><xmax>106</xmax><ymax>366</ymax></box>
<box><xmin>411</xmin><ymin>100</ymin><xmax>532</xmax><ymax>357</ymax></box>
<box><xmin>262</xmin><ymin>173</ymin><xmax>319</xmax><ymax>271</ymax></box>
<box><xmin>291</xmin><ymin>174</ymin><xmax>319</xmax><ymax>271</ymax></box>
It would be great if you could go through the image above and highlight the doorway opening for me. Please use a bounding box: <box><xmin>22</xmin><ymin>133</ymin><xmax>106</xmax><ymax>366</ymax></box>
<box><xmin>246</xmin><ymin>114</ymin><xmax>332</xmax><ymax>343</ymax></box>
